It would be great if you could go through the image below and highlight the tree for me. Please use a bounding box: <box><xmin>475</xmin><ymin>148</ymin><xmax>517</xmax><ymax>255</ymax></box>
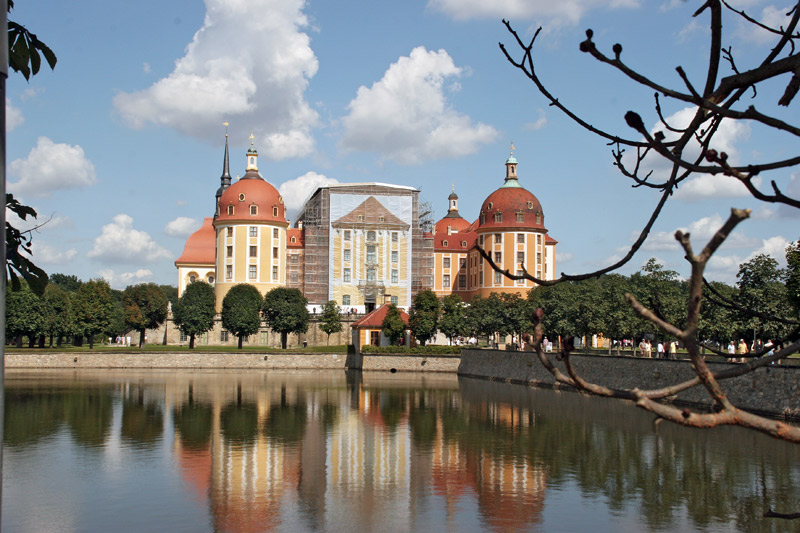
<box><xmin>221</xmin><ymin>284</ymin><xmax>263</xmax><ymax>349</ymax></box>
<box><xmin>409</xmin><ymin>289</ymin><xmax>440</xmax><ymax>345</ymax></box>
<box><xmin>6</xmin><ymin>284</ymin><xmax>44</xmax><ymax>347</ymax></box>
<box><xmin>466</xmin><ymin>294</ymin><xmax>509</xmax><ymax>346</ymax></box>
<box><xmin>72</xmin><ymin>279</ymin><xmax>116</xmax><ymax>349</ymax></box>
<box><xmin>788</xmin><ymin>240</ymin><xmax>800</xmax><ymax>316</ymax></box>
<box><xmin>381</xmin><ymin>304</ymin><xmax>406</xmax><ymax>346</ymax></box>
<box><xmin>319</xmin><ymin>300</ymin><xmax>343</xmax><ymax>345</ymax></box>
<box><xmin>42</xmin><ymin>284</ymin><xmax>73</xmax><ymax>347</ymax></box>
<box><xmin>492</xmin><ymin>3</ymin><xmax>800</xmax><ymax>443</ymax></box>
<box><xmin>439</xmin><ymin>294</ymin><xmax>467</xmax><ymax>344</ymax></box>
<box><xmin>262</xmin><ymin>287</ymin><xmax>310</xmax><ymax>349</ymax></box>
<box><xmin>172</xmin><ymin>281</ymin><xmax>216</xmax><ymax>349</ymax></box>
<box><xmin>122</xmin><ymin>283</ymin><xmax>169</xmax><ymax>348</ymax></box>
<box><xmin>735</xmin><ymin>255</ymin><xmax>793</xmax><ymax>341</ymax></box>
<box><xmin>49</xmin><ymin>273</ymin><xmax>81</xmax><ymax>292</ymax></box>
<box><xmin>500</xmin><ymin>292</ymin><xmax>532</xmax><ymax>347</ymax></box>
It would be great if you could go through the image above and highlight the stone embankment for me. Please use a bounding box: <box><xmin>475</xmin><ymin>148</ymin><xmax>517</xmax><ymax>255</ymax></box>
<box><xmin>458</xmin><ymin>349</ymin><xmax>800</xmax><ymax>420</ymax></box>
<box><xmin>7</xmin><ymin>349</ymin><xmax>799</xmax><ymax>419</ymax></box>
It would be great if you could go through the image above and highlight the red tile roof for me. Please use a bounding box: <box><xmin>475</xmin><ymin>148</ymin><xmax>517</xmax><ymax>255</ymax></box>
<box><xmin>175</xmin><ymin>217</ymin><xmax>215</xmax><ymax>266</ymax></box>
<box><xmin>351</xmin><ymin>304</ymin><xmax>409</xmax><ymax>328</ymax></box>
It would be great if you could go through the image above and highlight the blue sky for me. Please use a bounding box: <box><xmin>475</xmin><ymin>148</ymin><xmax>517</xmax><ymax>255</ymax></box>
<box><xmin>6</xmin><ymin>0</ymin><xmax>799</xmax><ymax>289</ymax></box>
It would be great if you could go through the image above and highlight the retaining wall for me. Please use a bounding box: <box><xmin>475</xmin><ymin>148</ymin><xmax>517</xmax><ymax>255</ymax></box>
<box><xmin>458</xmin><ymin>349</ymin><xmax>800</xmax><ymax>419</ymax></box>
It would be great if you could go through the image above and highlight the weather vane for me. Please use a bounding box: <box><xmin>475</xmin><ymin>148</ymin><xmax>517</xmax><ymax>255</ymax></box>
<box><xmin>249</xmin><ymin>130</ymin><xmax>255</xmax><ymax>146</ymax></box>
<box><xmin>223</xmin><ymin>121</ymin><xmax>229</xmax><ymax>137</ymax></box>
<box><xmin>510</xmin><ymin>142</ymin><xmax>515</xmax><ymax>157</ymax></box>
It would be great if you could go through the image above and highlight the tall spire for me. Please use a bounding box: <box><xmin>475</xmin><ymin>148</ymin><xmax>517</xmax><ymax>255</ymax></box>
<box><xmin>504</xmin><ymin>141</ymin><xmax>520</xmax><ymax>186</ymax></box>
<box><xmin>215</xmin><ymin>124</ymin><xmax>233</xmax><ymax>216</ymax></box>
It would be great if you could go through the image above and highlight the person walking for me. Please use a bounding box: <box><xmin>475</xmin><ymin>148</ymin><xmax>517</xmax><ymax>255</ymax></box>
<box><xmin>657</xmin><ymin>342</ymin><xmax>665</xmax><ymax>359</ymax></box>
<box><xmin>669</xmin><ymin>340</ymin><xmax>677</xmax><ymax>359</ymax></box>
<box><xmin>727</xmin><ymin>341</ymin><xmax>736</xmax><ymax>362</ymax></box>
<box><xmin>737</xmin><ymin>338</ymin><xmax>748</xmax><ymax>363</ymax></box>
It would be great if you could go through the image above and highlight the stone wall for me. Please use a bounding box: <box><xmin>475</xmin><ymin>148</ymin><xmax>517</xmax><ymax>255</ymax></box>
<box><xmin>458</xmin><ymin>349</ymin><xmax>800</xmax><ymax>419</ymax></box>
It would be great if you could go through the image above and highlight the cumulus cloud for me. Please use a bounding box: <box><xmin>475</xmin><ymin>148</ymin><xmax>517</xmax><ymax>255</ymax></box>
<box><xmin>735</xmin><ymin>4</ymin><xmax>793</xmax><ymax>43</ymax></box>
<box><xmin>778</xmin><ymin>173</ymin><xmax>800</xmax><ymax>218</ymax></box>
<box><xmin>97</xmin><ymin>269</ymin><xmax>154</xmax><ymax>290</ymax></box>
<box><xmin>706</xmin><ymin>235</ymin><xmax>789</xmax><ymax>281</ymax></box>
<box><xmin>6</xmin><ymin>99</ymin><xmax>23</xmax><ymax>131</ymax></box>
<box><xmin>556</xmin><ymin>251</ymin><xmax>573</xmax><ymax>263</ymax></box>
<box><xmin>88</xmin><ymin>214</ymin><xmax>171</xmax><ymax>264</ymax></box>
<box><xmin>523</xmin><ymin>109</ymin><xmax>547</xmax><ymax>131</ymax></box>
<box><xmin>428</xmin><ymin>0</ymin><xmax>638</xmax><ymax>25</ymax></box>
<box><xmin>643</xmin><ymin>213</ymin><xmax>758</xmax><ymax>251</ymax></box>
<box><xmin>164</xmin><ymin>217</ymin><xmax>202</xmax><ymax>237</ymax></box>
<box><xmin>114</xmin><ymin>0</ymin><xmax>319</xmax><ymax>159</ymax></box>
<box><xmin>30</xmin><ymin>241</ymin><xmax>78</xmax><ymax>265</ymax></box>
<box><xmin>341</xmin><ymin>47</ymin><xmax>497</xmax><ymax>164</ymax></box>
<box><xmin>8</xmin><ymin>137</ymin><xmax>96</xmax><ymax>197</ymax></box>
<box><xmin>278</xmin><ymin>172</ymin><xmax>339</xmax><ymax>215</ymax></box>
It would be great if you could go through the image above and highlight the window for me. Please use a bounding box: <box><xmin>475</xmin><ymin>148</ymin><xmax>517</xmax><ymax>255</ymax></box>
<box><xmin>517</xmin><ymin>233</ymin><xmax>525</xmax><ymax>244</ymax></box>
<box><xmin>392</xmin><ymin>232</ymin><xmax>398</xmax><ymax>243</ymax></box>
<box><xmin>367</xmin><ymin>269</ymin><xmax>376</xmax><ymax>282</ymax></box>
<box><xmin>479</xmin><ymin>235</ymin><xmax>484</xmax><ymax>246</ymax></box>
<box><xmin>366</xmin><ymin>245</ymin><xmax>376</xmax><ymax>263</ymax></box>
<box><xmin>460</xmin><ymin>258</ymin><xmax>466</xmax><ymax>268</ymax></box>
<box><xmin>344</xmin><ymin>230</ymin><xmax>351</xmax><ymax>241</ymax></box>
<box><xmin>290</xmin><ymin>254</ymin><xmax>299</xmax><ymax>263</ymax></box>
<box><xmin>367</xmin><ymin>230</ymin><xmax>376</xmax><ymax>241</ymax></box>
<box><xmin>459</xmin><ymin>274</ymin><xmax>466</xmax><ymax>288</ymax></box>
<box><xmin>227</xmin><ymin>246</ymin><xmax>233</xmax><ymax>257</ymax></box>
<box><xmin>344</xmin><ymin>249</ymin><xmax>351</xmax><ymax>262</ymax></box>
<box><xmin>249</xmin><ymin>226</ymin><xmax>257</xmax><ymax>237</ymax></box>
<box><xmin>391</xmin><ymin>251</ymin><xmax>398</xmax><ymax>263</ymax></box>
<box><xmin>391</xmin><ymin>269</ymin><xmax>398</xmax><ymax>283</ymax></box>
<box><xmin>250</xmin><ymin>205</ymin><xmax>258</xmax><ymax>215</ymax></box>
<box><xmin>344</xmin><ymin>268</ymin><xmax>351</xmax><ymax>282</ymax></box>
<box><xmin>343</xmin><ymin>295</ymin><xmax>350</xmax><ymax>306</ymax></box>
<box><xmin>443</xmin><ymin>240</ymin><xmax>448</xmax><ymax>247</ymax></box>
<box><xmin>494</xmin><ymin>212</ymin><xmax>503</xmax><ymax>223</ymax></box>
<box><xmin>516</xmin><ymin>212</ymin><xmax>524</xmax><ymax>222</ymax></box>
<box><xmin>536</xmin><ymin>211</ymin><xmax>542</xmax><ymax>224</ymax></box>
<box><xmin>488</xmin><ymin>202</ymin><xmax>493</xmax><ymax>209</ymax></box>
<box><xmin>443</xmin><ymin>257</ymin><xmax>450</xmax><ymax>268</ymax></box>
<box><xmin>527</xmin><ymin>201</ymin><xmax>534</xmax><ymax>209</ymax></box>
<box><xmin>291</xmin><ymin>236</ymin><xmax>296</xmax><ymax>243</ymax></box>
<box><xmin>289</xmin><ymin>272</ymin><xmax>298</xmax><ymax>283</ymax></box>
<box><xmin>443</xmin><ymin>274</ymin><xmax>451</xmax><ymax>287</ymax></box>
<box><xmin>220</xmin><ymin>330</ymin><xmax>229</xmax><ymax>342</ymax></box>
<box><xmin>461</xmin><ymin>241</ymin><xmax>467</xmax><ymax>248</ymax></box>
<box><xmin>517</xmin><ymin>270</ymin><xmax>524</xmax><ymax>285</ymax></box>
<box><xmin>179</xmin><ymin>331</ymin><xmax>187</xmax><ymax>342</ymax></box>
<box><xmin>226</xmin><ymin>265</ymin><xmax>232</xmax><ymax>279</ymax></box>
<box><xmin>250</xmin><ymin>246</ymin><xmax>257</xmax><ymax>257</ymax></box>
<box><xmin>272</xmin><ymin>247</ymin><xmax>278</xmax><ymax>259</ymax></box>
<box><xmin>391</xmin><ymin>296</ymin><xmax>398</xmax><ymax>305</ymax></box>
<box><xmin>495</xmin><ymin>234</ymin><xmax>502</xmax><ymax>244</ymax></box>
<box><xmin>537</xmin><ymin>234</ymin><xmax>542</xmax><ymax>245</ymax></box>
<box><xmin>517</xmin><ymin>252</ymin><xmax>525</xmax><ymax>266</ymax></box>
<box><xmin>227</xmin><ymin>227</ymin><xmax>233</xmax><ymax>237</ymax></box>
<box><xmin>249</xmin><ymin>265</ymin><xmax>257</xmax><ymax>279</ymax></box>
<box><xmin>480</xmin><ymin>213</ymin><xmax>486</xmax><ymax>224</ymax></box>
<box><xmin>239</xmin><ymin>193</ymin><xmax>246</xmax><ymax>201</ymax></box>
<box><xmin>358</xmin><ymin>215</ymin><xmax>363</xmax><ymax>221</ymax></box>
<box><xmin>227</xmin><ymin>205</ymin><xmax>234</xmax><ymax>215</ymax></box>
<box><xmin>494</xmin><ymin>252</ymin><xmax>502</xmax><ymax>263</ymax></box>
<box><xmin>189</xmin><ymin>275</ymin><xmax>196</xmax><ymax>283</ymax></box>
<box><xmin>273</xmin><ymin>228</ymin><xmax>278</xmax><ymax>238</ymax></box>
<box><xmin>495</xmin><ymin>271</ymin><xmax>503</xmax><ymax>284</ymax></box>
<box><xmin>272</xmin><ymin>266</ymin><xmax>278</xmax><ymax>280</ymax></box>
<box><xmin>208</xmin><ymin>276</ymin><xmax>215</xmax><ymax>284</ymax></box>
<box><xmin>537</xmin><ymin>252</ymin><xmax>542</xmax><ymax>264</ymax></box>
<box><xmin>379</xmin><ymin>216</ymin><xmax>385</xmax><ymax>222</ymax></box>
<box><xmin>273</xmin><ymin>207</ymin><xmax>279</xmax><ymax>217</ymax></box>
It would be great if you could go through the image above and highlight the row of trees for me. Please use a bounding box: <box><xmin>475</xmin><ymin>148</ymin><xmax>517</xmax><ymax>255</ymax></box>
<box><xmin>6</xmin><ymin>274</ymin><xmax>175</xmax><ymax>349</ymax></box>
<box><xmin>393</xmin><ymin>251</ymin><xmax>799</xmax><ymax>348</ymax></box>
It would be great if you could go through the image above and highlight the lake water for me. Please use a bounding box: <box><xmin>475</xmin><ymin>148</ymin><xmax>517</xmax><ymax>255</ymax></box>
<box><xmin>3</xmin><ymin>369</ymin><xmax>799</xmax><ymax>532</ymax></box>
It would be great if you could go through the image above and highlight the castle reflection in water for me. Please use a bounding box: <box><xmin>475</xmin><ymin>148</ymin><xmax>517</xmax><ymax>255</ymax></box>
<box><xmin>167</xmin><ymin>372</ymin><xmax>546</xmax><ymax>532</ymax></box>
<box><xmin>6</xmin><ymin>370</ymin><xmax>799</xmax><ymax>532</ymax></box>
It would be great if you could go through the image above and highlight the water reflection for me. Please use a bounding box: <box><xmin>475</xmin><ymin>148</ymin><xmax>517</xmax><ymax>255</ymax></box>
<box><xmin>4</xmin><ymin>369</ymin><xmax>800</xmax><ymax>532</ymax></box>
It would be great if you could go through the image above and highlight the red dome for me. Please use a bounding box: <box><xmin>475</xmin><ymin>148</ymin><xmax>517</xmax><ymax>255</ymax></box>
<box><xmin>478</xmin><ymin>185</ymin><xmax>545</xmax><ymax>231</ymax></box>
<box><xmin>175</xmin><ymin>217</ymin><xmax>215</xmax><ymax>265</ymax></box>
<box><xmin>215</xmin><ymin>175</ymin><xmax>287</xmax><ymax>225</ymax></box>
<box><xmin>434</xmin><ymin>215</ymin><xmax>471</xmax><ymax>235</ymax></box>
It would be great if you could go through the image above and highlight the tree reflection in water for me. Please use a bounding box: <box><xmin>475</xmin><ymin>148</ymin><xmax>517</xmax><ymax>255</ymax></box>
<box><xmin>4</xmin><ymin>370</ymin><xmax>799</xmax><ymax>532</ymax></box>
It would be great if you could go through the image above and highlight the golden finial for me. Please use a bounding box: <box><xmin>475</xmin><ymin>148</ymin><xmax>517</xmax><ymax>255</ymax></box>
<box><xmin>451</xmin><ymin>182</ymin><xmax>455</xmax><ymax>192</ymax></box>
<box><xmin>223</xmin><ymin>121</ymin><xmax>229</xmax><ymax>137</ymax></box>
<box><xmin>510</xmin><ymin>141</ymin><xmax>515</xmax><ymax>157</ymax></box>
<box><xmin>249</xmin><ymin>130</ymin><xmax>255</xmax><ymax>146</ymax></box>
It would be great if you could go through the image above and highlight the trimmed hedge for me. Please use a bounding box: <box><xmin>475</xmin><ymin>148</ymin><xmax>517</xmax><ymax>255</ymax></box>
<box><xmin>360</xmin><ymin>345</ymin><xmax>462</xmax><ymax>355</ymax></box>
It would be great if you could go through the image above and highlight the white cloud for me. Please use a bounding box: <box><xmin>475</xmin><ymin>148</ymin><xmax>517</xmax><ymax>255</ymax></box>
<box><xmin>556</xmin><ymin>251</ymin><xmax>573</xmax><ymax>263</ymax></box>
<box><xmin>114</xmin><ymin>0</ymin><xmax>319</xmax><ymax>159</ymax></box>
<box><xmin>142</xmin><ymin>62</ymin><xmax>151</xmax><ymax>73</ymax></box>
<box><xmin>736</xmin><ymin>5</ymin><xmax>793</xmax><ymax>43</ymax></box>
<box><xmin>88</xmin><ymin>214</ymin><xmax>172</xmax><ymax>264</ymax></box>
<box><xmin>164</xmin><ymin>217</ymin><xmax>202</xmax><ymax>237</ymax></box>
<box><xmin>778</xmin><ymin>173</ymin><xmax>800</xmax><ymax>218</ymax></box>
<box><xmin>523</xmin><ymin>109</ymin><xmax>547</xmax><ymax>131</ymax></box>
<box><xmin>20</xmin><ymin>87</ymin><xmax>43</xmax><ymax>102</ymax></box>
<box><xmin>30</xmin><ymin>241</ymin><xmax>78</xmax><ymax>265</ymax></box>
<box><xmin>643</xmin><ymin>213</ymin><xmax>759</xmax><ymax>251</ymax></box>
<box><xmin>97</xmin><ymin>269</ymin><xmax>154</xmax><ymax>290</ymax></box>
<box><xmin>675</xmin><ymin>173</ymin><xmax>761</xmax><ymax>200</ymax></box>
<box><xmin>341</xmin><ymin>47</ymin><xmax>497</xmax><ymax>164</ymax></box>
<box><xmin>706</xmin><ymin>234</ymin><xmax>789</xmax><ymax>281</ymax></box>
<box><xmin>278</xmin><ymin>172</ymin><xmax>339</xmax><ymax>214</ymax></box>
<box><xmin>6</xmin><ymin>99</ymin><xmax>23</xmax><ymax>131</ymax></box>
<box><xmin>8</xmin><ymin>137</ymin><xmax>96</xmax><ymax>197</ymax></box>
<box><xmin>428</xmin><ymin>0</ymin><xmax>638</xmax><ymax>25</ymax></box>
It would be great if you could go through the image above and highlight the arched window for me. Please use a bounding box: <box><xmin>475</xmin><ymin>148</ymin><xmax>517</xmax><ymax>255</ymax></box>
<box><xmin>227</xmin><ymin>205</ymin><xmax>234</xmax><ymax>215</ymax></box>
<box><xmin>250</xmin><ymin>205</ymin><xmax>258</xmax><ymax>215</ymax></box>
<box><xmin>273</xmin><ymin>206</ymin><xmax>278</xmax><ymax>217</ymax></box>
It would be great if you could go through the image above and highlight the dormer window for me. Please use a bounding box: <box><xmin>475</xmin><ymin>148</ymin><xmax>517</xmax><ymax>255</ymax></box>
<box><xmin>536</xmin><ymin>211</ymin><xmax>542</xmax><ymax>224</ymax></box>
<box><xmin>250</xmin><ymin>205</ymin><xmax>258</xmax><ymax>215</ymax></box>
<box><xmin>494</xmin><ymin>212</ymin><xmax>503</xmax><ymax>223</ymax></box>
<box><xmin>227</xmin><ymin>205</ymin><xmax>234</xmax><ymax>215</ymax></box>
<box><xmin>239</xmin><ymin>193</ymin><xmax>246</xmax><ymax>201</ymax></box>
<box><xmin>516</xmin><ymin>212</ymin><xmax>524</xmax><ymax>222</ymax></box>
<box><xmin>480</xmin><ymin>213</ymin><xmax>486</xmax><ymax>224</ymax></box>
<box><xmin>291</xmin><ymin>236</ymin><xmax>296</xmax><ymax>243</ymax></box>
<box><xmin>461</xmin><ymin>241</ymin><xmax>467</xmax><ymax>247</ymax></box>
<box><xmin>527</xmin><ymin>201</ymin><xmax>534</xmax><ymax>209</ymax></box>
<box><xmin>358</xmin><ymin>215</ymin><xmax>363</xmax><ymax>221</ymax></box>
<box><xmin>273</xmin><ymin>206</ymin><xmax>279</xmax><ymax>217</ymax></box>
<box><xmin>443</xmin><ymin>240</ymin><xmax>448</xmax><ymax>247</ymax></box>
<box><xmin>380</xmin><ymin>216</ymin><xmax>385</xmax><ymax>222</ymax></box>
<box><xmin>488</xmin><ymin>202</ymin><xmax>493</xmax><ymax>210</ymax></box>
